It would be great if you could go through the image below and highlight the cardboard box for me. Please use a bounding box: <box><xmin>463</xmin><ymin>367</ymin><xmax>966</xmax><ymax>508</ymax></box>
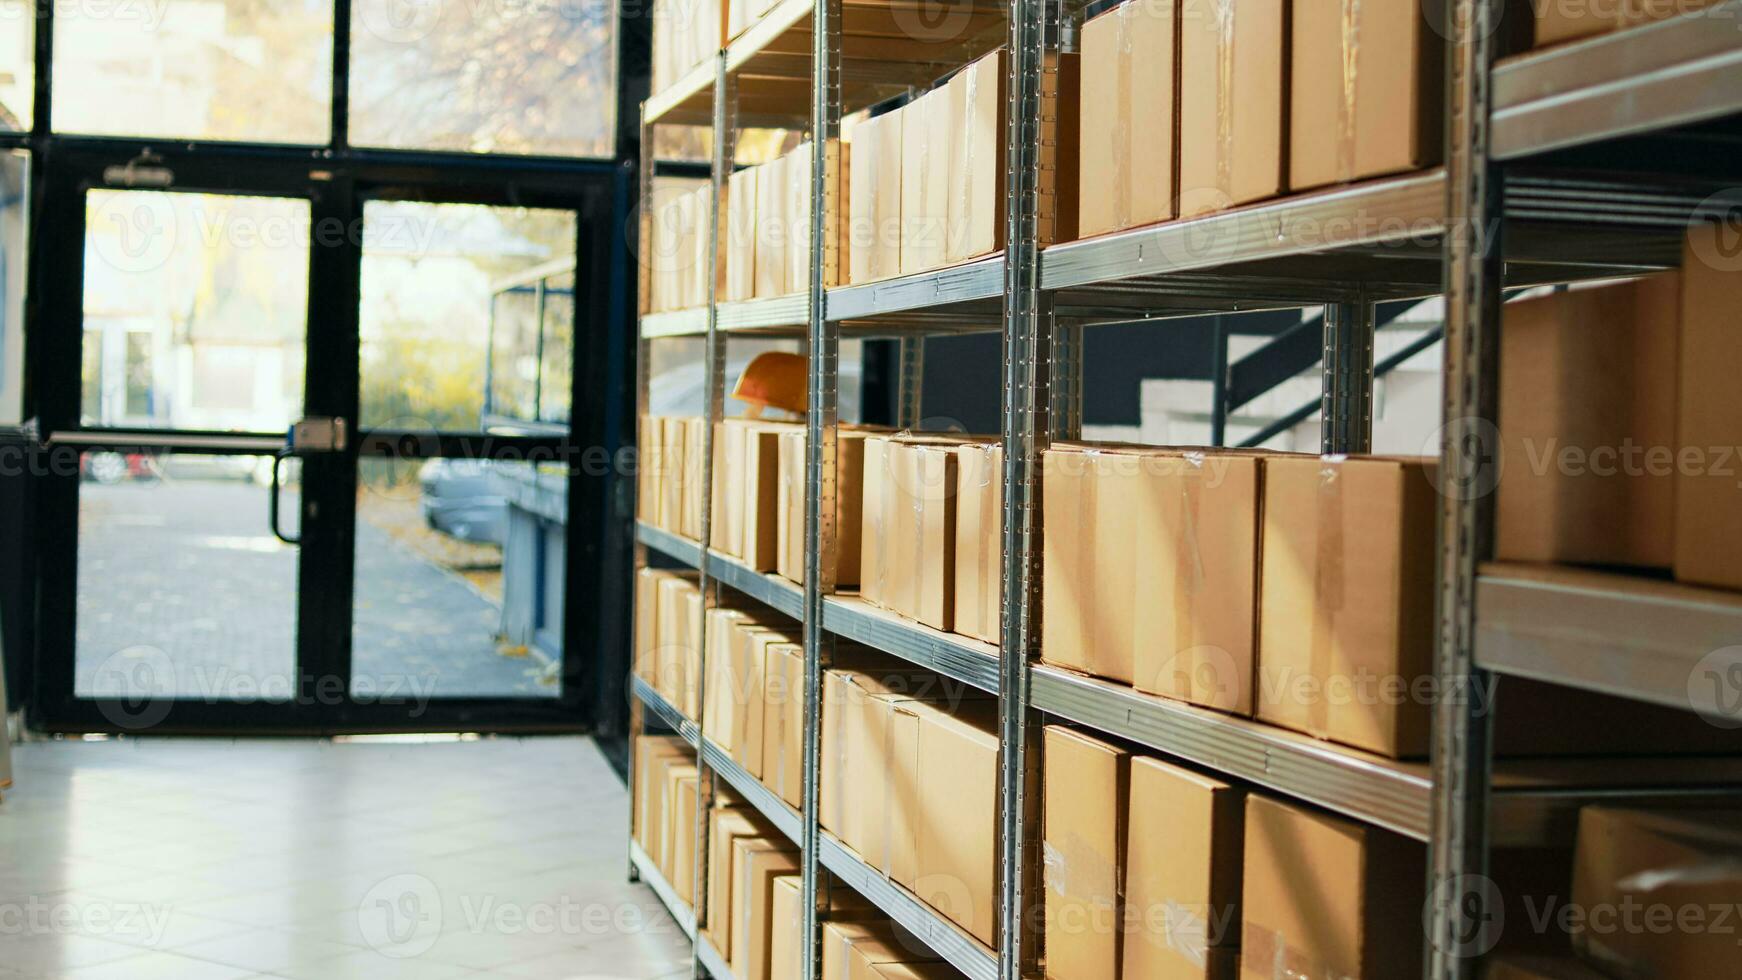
<box><xmin>682</xmin><ymin>416</ymin><xmax>706</xmax><ymax>539</ymax></box>
<box><xmin>860</xmin><ymin>437</ymin><xmax>893</xmax><ymax>607</ymax></box>
<box><xmin>1079</xmin><ymin>0</ymin><xmax>1176</xmax><ymax>238</ymax></box>
<box><xmin>769</xmin><ymin>876</ymin><xmax>882</xmax><ymax>980</ymax></box>
<box><xmin>763</xmin><ymin>640</ymin><xmax>806</xmax><ymax>809</ymax></box>
<box><xmin>1124</xmin><ymin>757</ymin><xmax>1244</xmax><ymax>980</ymax></box>
<box><xmin>659</xmin><ymin>761</ymin><xmax>700</xmax><ymax>886</ymax></box>
<box><xmin>1571</xmin><ymin>806</ymin><xmax>1742</xmax><ymax>977</ymax></box>
<box><xmin>756</xmin><ymin>153</ymin><xmax>788</xmax><ymax>298</ymax></box>
<box><xmin>1135</xmin><ymin>452</ymin><xmax>1262</xmax><ymax>716</ymax></box>
<box><xmin>913</xmin><ymin>700</ymin><xmax>1000</xmax><ymax>948</ymax></box>
<box><xmin>1240</xmin><ymin>795</ymin><xmax>1424</xmax><ymax>980</ymax></box>
<box><xmin>1290</xmin><ymin>0</ymin><xmax>1443</xmax><ymax>191</ymax></box>
<box><xmin>777</xmin><ymin>427</ymin><xmax>873</xmax><ymax>587</ymax></box>
<box><xmin>633</xmin><ymin>735</ymin><xmax>691</xmax><ymax>850</ymax></box>
<box><xmin>946</xmin><ymin>49</ymin><xmax>1006</xmax><ymax>262</ymax></box>
<box><xmin>1676</xmin><ymin>226</ymin><xmax>1742</xmax><ymax>590</ymax></box>
<box><xmin>735</xmin><ymin>628</ymin><xmax>795</xmax><ymax>778</ymax></box>
<box><xmin>1179</xmin><ymin>0</ymin><xmax>1286</xmax><ymax>216</ymax></box>
<box><xmin>731</xmin><ymin>837</ymin><xmax>800</xmax><ymax>980</ymax></box>
<box><xmin>872</xmin><ymin>964</ymin><xmax>960</xmax><ymax>980</ymax></box>
<box><xmin>634</xmin><ymin>567</ymin><xmax>664</xmax><ymax>681</ymax></box>
<box><xmin>638</xmin><ymin>415</ymin><xmax>664</xmax><ymax>524</ymax></box>
<box><xmin>726</xmin><ymin>166</ymin><xmax>758</xmax><ymax>301</ymax></box>
<box><xmin>894</xmin><ymin>444</ymin><xmax>958</xmax><ymax>631</ymax></box>
<box><xmin>900</xmin><ymin>88</ymin><xmax>951</xmax><ymax>274</ymax></box>
<box><xmin>1043</xmin><ymin>727</ymin><xmax>1131</xmax><ymax>980</ymax></box>
<box><xmin>660</xmin><ymin>416</ymin><xmax>687</xmax><ymax>532</ymax></box>
<box><xmin>823</xmin><ymin>921</ymin><xmax>945</xmax><ymax>980</ymax></box>
<box><xmin>1483</xmin><ymin>956</ymin><xmax>1611</xmax><ymax>980</ymax></box>
<box><xmin>1041</xmin><ymin>445</ymin><xmax>1146</xmax><ymax>685</ymax></box>
<box><xmin>1531</xmin><ymin>0</ymin><xmax>1721</xmax><ymax>49</ymax></box>
<box><xmin>704</xmin><ymin>809</ymin><xmax>768</xmax><ymax>958</ymax></box>
<box><xmin>669</xmin><ymin>768</ymin><xmax>700</xmax><ymax>905</ymax></box>
<box><xmin>850</xmin><ymin>108</ymin><xmax>903</xmax><ymax>284</ymax></box>
<box><xmin>714</xmin><ymin>419</ymin><xmax>793</xmax><ymax>567</ymax></box>
<box><xmin>953</xmin><ymin>443</ymin><xmax>1002</xmax><ymax>645</ymax></box>
<box><xmin>1497</xmin><ymin>274</ymin><xmax>1680</xmax><ymax>570</ymax></box>
<box><xmin>703</xmin><ymin>609</ymin><xmax>777</xmax><ymax>749</ymax></box>
<box><xmin>654</xmin><ymin>574</ymin><xmax>699</xmax><ymax>709</ymax></box>
<box><xmin>1257</xmin><ymin>455</ymin><xmax>1439</xmax><ymax>758</ymax></box>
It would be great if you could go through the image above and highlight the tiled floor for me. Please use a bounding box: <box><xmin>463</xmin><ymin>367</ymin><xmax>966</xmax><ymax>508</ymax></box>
<box><xmin>0</xmin><ymin>737</ymin><xmax>690</xmax><ymax>979</ymax></box>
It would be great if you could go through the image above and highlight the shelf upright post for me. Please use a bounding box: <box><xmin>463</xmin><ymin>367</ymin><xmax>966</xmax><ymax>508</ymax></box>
<box><xmin>896</xmin><ymin>337</ymin><xmax>925</xmax><ymax>428</ymax></box>
<box><xmin>1001</xmin><ymin>0</ymin><xmax>1065</xmax><ymax>974</ymax></box>
<box><xmin>627</xmin><ymin>108</ymin><xmax>659</xmax><ymax>886</ymax></box>
<box><xmin>1321</xmin><ymin>290</ymin><xmax>1375</xmax><ymax>453</ymax></box>
<box><xmin>1429</xmin><ymin>0</ymin><xmax>1505</xmax><ymax>972</ymax></box>
<box><xmin>689</xmin><ymin>53</ymin><xmax>737</xmax><ymax>975</ymax></box>
<box><xmin>1049</xmin><ymin>319</ymin><xmax>1083</xmax><ymax>441</ymax></box>
<box><xmin>801</xmin><ymin>0</ymin><xmax>845</xmax><ymax>973</ymax></box>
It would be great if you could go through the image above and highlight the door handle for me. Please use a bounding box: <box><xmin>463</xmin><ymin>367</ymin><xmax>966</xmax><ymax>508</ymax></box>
<box><xmin>269</xmin><ymin>451</ymin><xmax>300</xmax><ymax>546</ymax></box>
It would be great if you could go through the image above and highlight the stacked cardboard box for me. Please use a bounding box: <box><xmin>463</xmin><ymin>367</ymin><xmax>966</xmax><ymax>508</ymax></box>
<box><xmin>818</xmin><ymin>664</ymin><xmax>998</xmax><ymax>948</ymax></box>
<box><xmin>633</xmin><ymin>567</ymin><xmax>706</xmax><ymax>716</ymax></box>
<box><xmin>632</xmin><ymin>735</ymin><xmax>702</xmax><ymax>901</ymax></box>
<box><xmin>651</xmin><ymin>0</ymin><xmax>725</xmax><ymax>95</ymax></box>
<box><xmin>1497</xmin><ymin>248</ymin><xmax>1742</xmax><ymax>592</ymax></box>
<box><xmin>845</xmin><ymin>48</ymin><xmax>1028</xmax><ymax>284</ymax></box>
<box><xmin>700</xmin><ymin>609</ymin><xmax>802</xmax><ymax>783</ymax></box>
<box><xmin>648</xmin><ymin>181</ymin><xmax>713</xmax><ymax>314</ymax></box>
<box><xmin>1079</xmin><ymin>0</ymin><xmax>1176</xmax><ymax>238</ymax></box>
<box><xmin>768</xmin><ymin>876</ymin><xmax>881</xmax><ymax>980</ymax></box>
<box><xmin>638</xmin><ymin>414</ymin><xmax>706</xmax><ymax>538</ymax></box>
<box><xmin>711</xmin><ymin>418</ymin><xmax>802</xmax><ymax>570</ymax></box>
<box><xmin>722</xmin><ymin>141</ymin><xmax>849</xmax><ymax>302</ymax></box>
<box><xmin>775</xmin><ymin>426</ymin><xmax>884</xmax><ymax>587</ymax></box>
<box><xmin>860</xmin><ymin>434</ymin><xmax>1000</xmax><ymax>637</ymax></box>
<box><xmin>821</xmin><ymin>920</ymin><xmax>949</xmax><ymax>980</ymax></box>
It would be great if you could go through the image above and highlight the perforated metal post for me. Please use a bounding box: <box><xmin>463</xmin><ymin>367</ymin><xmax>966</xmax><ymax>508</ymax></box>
<box><xmin>689</xmin><ymin>54</ymin><xmax>736</xmax><ymax>975</ymax></box>
<box><xmin>627</xmin><ymin>108</ymin><xmax>658</xmax><ymax>886</ymax></box>
<box><xmin>1321</xmin><ymin>293</ymin><xmax>1375</xmax><ymax>454</ymax></box>
<box><xmin>1000</xmin><ymin>0</ymin><xmax>1063</xmax><ymax>974</ymax></box>
<box><xmin>1429</xmin><ymin>0</ymin><xmax>1503</xmax><ymax>973</ymax></box>
<box><xmin>896</xmin><ymin>337</ymin><xmax>925</xmax><ymax>429</ymax></box>
<box><xmin>1049</xmin><ymin>319</ymin><xmax>1083</xmax><ymax>442</ymax></box>
<box><xmin>800</xmin><ymin>0</ymin><xmax>844</xmax><ymax>975</ymax></box>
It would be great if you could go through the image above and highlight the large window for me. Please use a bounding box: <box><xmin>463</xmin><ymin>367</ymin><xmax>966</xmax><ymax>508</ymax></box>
<box><xmin>0</xmin><ymin>1</ymin><xmax>31</xmax><ymax>131</ymax></box>
<box><xmin>52</xmin><ymin>0</ymin><xmax>333</xmax><ymax>144</ymax></box>
<box><xmin>488</xmin><ymin>263</ymin><xmax>574</xmax><ymax>427</ymax></box>
<box><xmin>348</xmin><ymin>0</ymin><xmax>616</xmax><ymax>157</ymax></box>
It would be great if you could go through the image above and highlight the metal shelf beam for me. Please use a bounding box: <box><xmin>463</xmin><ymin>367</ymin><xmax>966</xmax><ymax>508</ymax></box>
<box><xmin>821</xmin><ymin>596</ymin><xmax>1001</xmax><ymax>694</ymax></box>
<box><xmin>701</xmin><ymin>738</ymin><xmax>805</xmax><ymax>845</ymax></box>
<box><xmin>632</xmin><ymin>676</ymin><xmax>701</xmax><ymax>747</ymax></box>
<box><xmin>1475</xmin><ymin>564</ymin><xmax>1742</xmax><ymax>721</ymax></box>
<box><xmin>1492</xmin><ymin>0</ymin><xmax>1742</xmax><ymax>160</ymax></box>
<box><xmin>636</xmin><ymin>522</ymin><xmax>703</xmax><ymax>570</ymax></box>
<box><xmin>707</xmin><ymin>553</ymin><xmax>806</xmax><ymax>620</ymax></box>
<box><xmin>630</xmin><ymin>841</ymin><xmax>699</xmax><ymax>941</ymax></box>
<box><xmin>815</xmin><ymin>833</ymin><xmax>1000</xmax><ymax>980</ymax></box>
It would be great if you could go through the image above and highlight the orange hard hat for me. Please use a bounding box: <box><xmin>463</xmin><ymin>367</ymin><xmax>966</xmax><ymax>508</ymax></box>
<box><xmin>732</xmin><ymin>351</ymin><xmax>807</xmax><ymax>416</ymax></box>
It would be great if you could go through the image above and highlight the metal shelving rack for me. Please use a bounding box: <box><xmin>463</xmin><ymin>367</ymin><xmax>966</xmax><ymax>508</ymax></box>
<box><xmin>628</xmin><ymin>1</ymin><xmax>1742</xmax><ymax>978</ymax></box>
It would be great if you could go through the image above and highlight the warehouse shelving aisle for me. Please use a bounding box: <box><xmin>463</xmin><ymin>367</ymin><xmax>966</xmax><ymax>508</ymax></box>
<box><xmin>628</xmin><ymin>1</ymin><xmax>1742</xmax><ymax>978</ymax></box>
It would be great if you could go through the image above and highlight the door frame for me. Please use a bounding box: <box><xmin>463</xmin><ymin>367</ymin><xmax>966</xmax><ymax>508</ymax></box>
<box><xmin>26</xmin><ymin>140</ymin><xmax>629</xmax><ymax>734</ymax></box>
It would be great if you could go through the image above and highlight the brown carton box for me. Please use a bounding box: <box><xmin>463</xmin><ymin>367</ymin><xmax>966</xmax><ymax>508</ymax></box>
<box><xmin>1179</xmin><ymin>0</ymin><xmax>1286</xmax><ymax>216</ymax></box>
<box><xmin>660</xmin><ymin>416</ymin><xmax>687</xmax><ymax>532</ymax></box>
<box><xmin>893</xmin><ymin>443</ymin><xmax>958</xmax><ymax>631</ymax></box>
<box><xmin>727</xmin><ymin>165</ymin><xmax>759</xmax><ymax>301</ymax></box>
<box><xmin>737</xmin><ymin>628</ymin><xmax>797</xmax><ymax>777</ymax></box>
<box><xmin>1240</xmin><ymin>795</ymin><xmax>1424</xmax><ymax>979</ymax></box>
<box><xmin>899</xmin><ymin>89</ymin><xmax>951</xmax><ymax>274</ymax></box>
<box><xmin>1676</xmin><ymin>226</ymin><xmax>1742</xmax><ymax>590</ymax></box>
<box><xmin>787</xmin><ymin>143</ymin><xmax>813</xmax><ymax>294</ymax></box>
<box><xmin>1041</xmin><ymin>444</ymin><xmax>1147</xmax><ymax>685</ymax></box>
<box><xmin>1497</xmin><ymin>274</ymin><xmax>1680</xmax><ymax>570</ymax></box>
<box><xmin>849</xmin><ymin>108</ymin><xmax>903</xmax><ymax>284</ymax></box>
<box><xmin>633</xmin><ymin>735</ymin><xmax>690</xmax><ymax>850</ymax></box>
<box><xmin>714</xmin><ymin>419</ymin><xmax>792</xmax><ymax>567</ymax></box>
<box><xmin>1124</xmin><ymin>757</ymin><xmax>1244</xmax><ymax>980</ymax></box>
<box><xmin>1133</xmin><ymin>452</ymin><xmax>1263</xmax><ymax>716</ymax></box>
<box><xmin>731</xmin><ymin>838</ymin><xmax>800</xmax><ymax>980</ymax></box>
<box><xmin>861</xmin><ymin>436</ymin><xmax>893</xmax><ymax>607</ymax></box>
<box><xmin>823</xmin><ymin>921</ymin><xmax>942</xmax><ymax>980</ymax></box>
<box><xmin>953</xmin><ymin>443</ymin><xmax>1002</xmax><ymax>645</ymax></box>
<box><xmin>763</xmin><ymin>640</ymin><xmax>806</xmax><ymax>809</ymax></box>
<box><xmin>659</xmin><ymin>761</ymin><xmax>700</xmax><ymax>888</ymax></box>
<box><xmin>946</xmin><ymin>48</ymin><xmax>1006</xmax><ymax>263</ymax></box>
<box><xmin>654</xmin><ymin>574</ymin><xmax>700</xmax><ymax>708</ymax></box>
<box><xmin>770</xmin><ymin>876</ymin><xmax>881</xmax><ymax>980</ymax></box>
<box><xmin>638</xmin><ymin>414</ymin><xmax>666</xmax><ymax>524</ymax></box>
<box><xmin>756</xmin><ymin>154</ymin><xmax>788</xmax><ymax>299</ymax></box>
<box><xmin>682</xmin><ymin>416</ymin><xmax>706</xmax><ymax>539</ymax></box>
<box><xmin>703</xmin><ymin>609</ymin><xmax>776</xmax><ymax>750</ymax></box>
<box><xmin>634</xmin><ymin>567</ymin><xmax>665</xmax><ymax>681</ymax></box>
<box><xmin>914</xmin><ymin>700</ymin><xmax>1000</xmax><ymax>948</ymax></box>
<box><xmin>1571</xmin><ymin>806</ymin><xmax>1742</xmax><ymax>977</ymax></box>
<box><xmin>1079</xmin><ymin>0</ymin><xmax>1176</xmax><ymax>239</ymax></box>
<box><xmin>1043</xmin><ymin>726</ymin><xmax>1131</xmax><ymax>979</ymax></box>
<box><xmin>1257</xmin><ymin>455</ymin><xmax>1439</xmax><ymax>757</ymax></box>
<box><xmin>1290</xmin><ymin>0</ymin><xmax>1443</xmax><ymax>190</ymax></box>
<box><xmin>669</xmin><ymin>769</ymin><xmax>700</xmax><ymax>904</ymax></box>
<box><xmin>704</xmin><ymin>809</ymin><xmax>767</xmax><ymax>959</ymax></box>
<box><xmin>1483</xmin><ymin>956</ymin><xmax>1612</xmax><ymax>980</ymax></box>
<box><xmin>777</xmin><ymin>427</ymin><xmax>872</xmax><ymax>587</ymax></box>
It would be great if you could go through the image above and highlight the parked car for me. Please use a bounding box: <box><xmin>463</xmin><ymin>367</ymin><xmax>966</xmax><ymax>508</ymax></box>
<box><xmin>81</xmin><ymin>452</ymin><xmax>160</xmax><ymax>484</ymax></box>
<box><xmin>419</xmin><ymin>458</ymin><xmax>508</xmax><ymax>545</ymax></box>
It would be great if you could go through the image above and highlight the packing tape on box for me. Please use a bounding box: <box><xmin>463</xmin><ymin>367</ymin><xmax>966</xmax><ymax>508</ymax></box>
<box><xmin>1310</xmin><ymin>461</ymin><xmax>1346</xmax><ymax>735</ymax></box>
<box><xmin>1134</xmin><ymin>900</ymin><xmax>1213</xmax><ymax>970</ymax></box>
<box><xmin>1079</xmin><ymin>449</ymin><xmax>1103</xmax><ymax>670</ymax></box>
<box><xmin>1243</xmin><ymin>920</ymin><xmax>1327</xmax><ymax>978</ymax></box>
<box><xmin>1338</xmin><ymin>0</ymin><xmax>1362</xmax><ymax>182</ymax></box>
<box><xmin>1112</xmin><ymin>3</ymin><xmax>1134</xmax><ymax>232</ymax></box>
<box><xmin>961</xmin><ymin>68</ymin><xmax>980</xmax><ymax>258</ymax></box>
<box><xmin>1215</xmin><ymin>0</ymin><xmax>1236</xmax><ymax>198</ymax></box>
<box><xmin>1040</xmin><ymin>832</ymin><xmax>1119</xmax><ymax>907</ymax></box>
<box><xmin>1169</xmin><ymin>453</ymin><xmax>1210</xmax><ymax>700</ymax></box>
